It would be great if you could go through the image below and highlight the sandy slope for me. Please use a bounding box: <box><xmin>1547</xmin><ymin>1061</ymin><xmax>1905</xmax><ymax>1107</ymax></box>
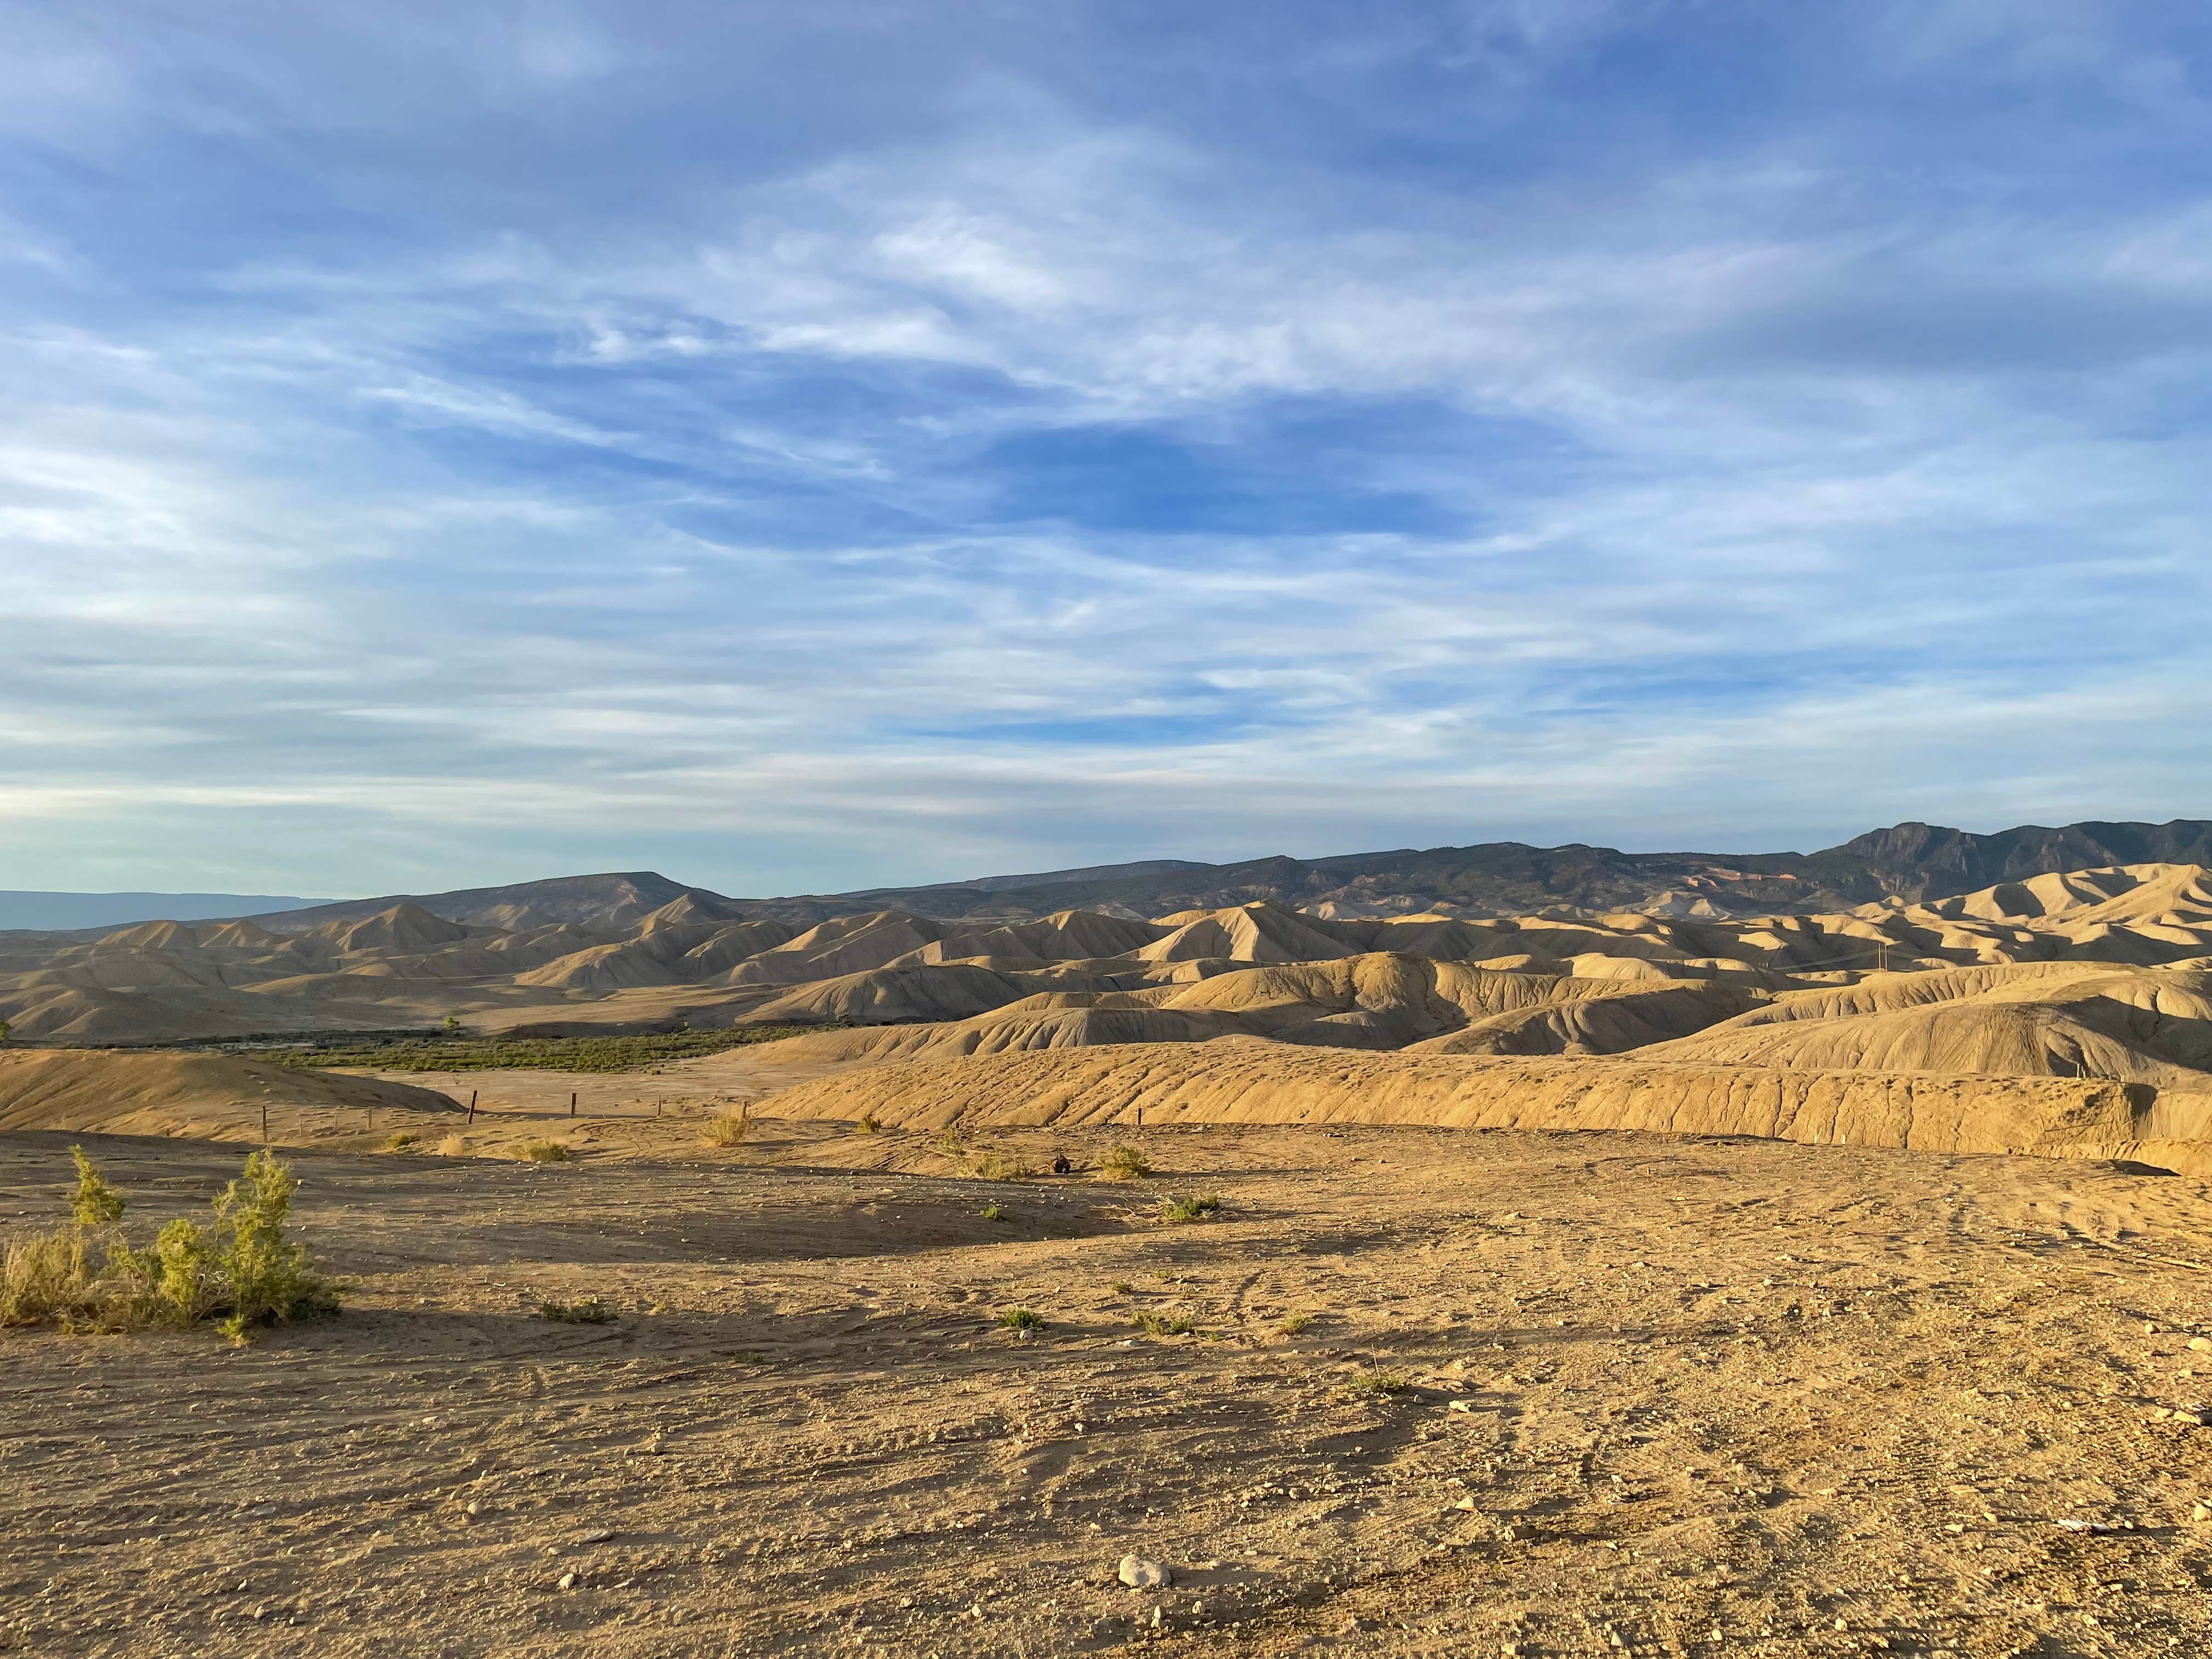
<box><xmin>753</xmin><ymin>1040</ymin><xmax>2212</xmax><ymax>1176</ymax></box>
<box><xmin>0</xmin><ymin>1048</ymin><xmax>460</xmax><ymax>1140</ymax></box>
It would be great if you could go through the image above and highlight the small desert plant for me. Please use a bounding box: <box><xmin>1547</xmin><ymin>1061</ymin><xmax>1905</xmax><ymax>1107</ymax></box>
<box><xmin>970</xmin><ymin>1149</ymin><xmax>1035</xmax><ymax>1181</ymax></box>
<box><xmin>537</xmin><ymin>1297</ymin><xmax>619</xmax><ymax>1324</ymax></box>
<box><xmin>69</xmin><ymin>1146</ymin><xmax>126</xmax><ymax>1227</ymax></box>
<box><xmin>996</xmin><ymin>1308</ymin><xmax>1045</xmax><ymax>1331</ymax></box>
<box><xmin>436</xmin><ymin>1136</ymin><xmax>470</xmax><ymax>1156</ymax></box>
<box><xmin>1110</xmin><ymin>1279</ymin><xmax>1136</xmax><ymax>1296</ymax></box>
<box><xmin>1345</xmin><ymin>1367</ymin><xmax>1409</xmax><ymax>1397</ymax></box>
<box><xmin>854</xmin><ymin>1112</ymin><xmax>881</xmax><ymax>1135</ymax></box>
<box><xmin>2</xmin><ymin>1147</ymin><xmax>336</xmax><ymax>1344</ymax></box>
<box><xmin>383</xmin><ymin>1132</ymin><xmax>420</xmax><ymax>1151</ymax></box>
<box><xmin>520</xmin><ymin>1141</ymin><xmax>573</xmax><ymax>1163</ymax></box>
<box><xmin>978</xmin><ymin>1201</ymin><xmax>1008</xmax><ymax>1222</ymax></box>
<box><xmin>702</xmin><ymin>1109</ymin><xmax>750</xmax><ymax>1147</ymax></box>
<box><xmin>1098</xmin><ymin>1145</ymin><xmax>1151</xmax><ymax>1181</ymax></box>
<box><xmin>1133</xmin><ymin>1309</ymin><xmax>1193</xmax><ymax>1337</ymax></box>
<box><xmin>1277</xmin><ymin>1312</ymin><xmax>1314</xmax><ymax>1336</ymax></box>
<box><xmin>1159</xmin><ymin>1192</ymin><xmax>1221</xmax><ymax>1224</ymax></box>
<box><xmin>934</xmin><ymin>1126</ymin><xmax>964</xmax><ymax>1159</ymax></box>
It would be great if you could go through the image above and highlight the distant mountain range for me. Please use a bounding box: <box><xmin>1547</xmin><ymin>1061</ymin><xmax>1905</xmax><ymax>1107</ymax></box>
<box><xmin>0</xmin><ymin>890</ymin><xmax>315</xmax><ymax>934</ymax></box>
<box><xmin>8</xmin><ymin>818</ymin><xmax>2208</xmax><ymax>936</ymax></box>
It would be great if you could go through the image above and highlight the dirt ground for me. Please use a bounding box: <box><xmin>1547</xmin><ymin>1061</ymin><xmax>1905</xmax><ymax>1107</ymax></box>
<box><xmin>7</xmin><ymin>1115</ymin><xmax>2212</xmax><ymax>1659</ymax></box>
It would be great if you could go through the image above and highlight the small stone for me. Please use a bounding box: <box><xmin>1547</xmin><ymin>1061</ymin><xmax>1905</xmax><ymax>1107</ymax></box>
<box><xmin>464</xmin><ymin>1501</ymin><xmax>481</xmax><ymax>1517</ymax></box>
<box><xmin>1452</xmin><ymin>1497</ymin><xmax>1479</xmax><ymax>1511</ymax></box>
<box><xmin>577</xmin><ymin>1527</ymin><xmax>612</xmax><ymax>1544</ymax></box>
<box><xmin>1449</xmin><ymin>1399</ymin><xmax>1478</xmax><ymax>1414</ymax></box>
<box><xmin>2191</xmin><ymin>1336</ymin><xmax>2212</xmax><ymax>1352</ymax></box>
<box><xmin>1119</xmin><ymin>1555</ymin><xmax>1172</xmax><ymax>1589</ymax></box>
<box><xmin>2190</xmin><ymin>1502</ymin><xmax>2211</xmax><ymax>1525</ymax></box>
<box><xmin>557</xmin><ymin>1572</ymin><xmax>576</xmax><ymax>1591</ymax></box>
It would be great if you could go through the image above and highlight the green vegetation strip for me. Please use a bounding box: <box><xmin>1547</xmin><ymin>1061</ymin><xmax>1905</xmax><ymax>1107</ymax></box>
<box><xmin>275</xmin><ymin>1025</ymin><xmax>826</xmax><ymax>1073</ymax></box>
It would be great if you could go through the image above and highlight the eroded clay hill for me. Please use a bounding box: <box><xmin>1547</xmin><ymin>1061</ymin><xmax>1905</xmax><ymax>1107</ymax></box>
<box><xmin>6</xmin><ymin>860</ymin><xmax>2212</xmax><ymax>1173</ymax></box>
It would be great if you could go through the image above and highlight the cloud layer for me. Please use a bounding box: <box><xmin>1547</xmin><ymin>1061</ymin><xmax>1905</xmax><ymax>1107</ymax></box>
<box><xmin>3</xmin><ymin>1</ymin><xmax>2209</xmax><ymax>896</ymax></box>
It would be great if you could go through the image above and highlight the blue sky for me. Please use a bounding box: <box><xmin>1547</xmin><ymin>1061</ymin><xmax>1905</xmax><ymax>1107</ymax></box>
<box><xmin>2</xmin><ymin>1</ymin><xmax>2209</xmax><ymax>899</ymax></box>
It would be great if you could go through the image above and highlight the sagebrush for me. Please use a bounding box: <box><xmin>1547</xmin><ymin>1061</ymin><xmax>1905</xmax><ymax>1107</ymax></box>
<box><xmin>1099</xmin><ymin>1145</ymin><xmax>1152</xmax><ymax>1181</ymax></box>
<box><xmin>1</xmin><ymin>1146</ymin><xmax>340</xmax><ymax>1344</ymax></box>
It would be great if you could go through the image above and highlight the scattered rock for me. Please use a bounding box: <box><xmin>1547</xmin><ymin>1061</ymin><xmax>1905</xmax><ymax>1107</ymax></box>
<box><xmin>557</xmin><ymin>1572</ymin><xmax>576</xmax><ymax>1591</ymax></box>
<box><xmin>1119</xmin><ymin>1555</ymin><xmax>1172</xmax><ymax>1589</ymax></box>
<box><xmin>2190</xmin><ymin>1502</ymin><xmax>2211</xmax><ymax>1525</ymax></box>
<box><xmin>2190</xmin><ymin>1337</ymin><xmax>2211</xmax><ymax>1352</ymax></box>
<box><xmin>1448</xmin><ymin>1398</ymin><xmax>1479</xmax><ymax>1414</ymax></box>
<box><xmin>576</xmin><ymin>1528</ymin><xmax>612</xmax><ymax>1544</ymax></box>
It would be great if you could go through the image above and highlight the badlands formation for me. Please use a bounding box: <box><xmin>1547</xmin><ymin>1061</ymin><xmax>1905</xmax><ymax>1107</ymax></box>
<box><xmin>5</xmin><ymin>858</ymin><xmax>2212</xmax><ymax>1176</ymax></box>
<box><xmin>11</xmin><ymin>848</ymin><xmax>2212</xmax><ymax>1657</ymax></box>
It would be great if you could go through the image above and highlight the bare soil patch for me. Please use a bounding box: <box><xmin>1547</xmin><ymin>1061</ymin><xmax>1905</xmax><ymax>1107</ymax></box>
<box><xmin>5</xmin><ymin>1124</ymin><xmax>2212</xmax><ymax>1657</ymax></box>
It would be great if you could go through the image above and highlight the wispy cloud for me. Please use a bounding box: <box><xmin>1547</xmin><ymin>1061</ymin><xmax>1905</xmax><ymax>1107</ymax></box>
<box><xmin>0</xmin><ymin>1</ymin><xmax>2207</xmax><ymax>896</ymax></box>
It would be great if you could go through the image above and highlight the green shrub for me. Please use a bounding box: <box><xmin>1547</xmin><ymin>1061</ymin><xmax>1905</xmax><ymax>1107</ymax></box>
<box><xmin>1160</xmin><ymin>1192</ymin><xmax>1221</xmax><ymax>1224</ymax></box>
<box><xmin>1345</xmin><ymin>1367</ymin><xmax>1408</xmax><ymax>1397</ymax></box>
<box><xmin>69</xmin><ymin>1146</ymin><xmax>126</xmax><ymax>1227</ymax></box>
<box><xmin>1109</xmin><ymin>1279</ymin><xmax>1136</xmax><ymax>1296</ymax></box>
<box><xmin>0</xmin><ymin>1147</ymin><xmax>337</xmax><ymax>1344</ymax></box>
<box><xmin>538</xmin><ymin>1297</ymin><xmax>618</xmax><ymax>1325</ymax></box>
<box><xmin>1133</xmin><ymin>1309</ymin><xmax>1193</xmax><ymax>1337</ymax></box>
<box><xmin>970</xmin><ymin>1149</ymin><xmax>1034</xmax><ymax>1181</ymax></box>
<box><xmin>1277</xmin><ymin>1311</ymin><xmax>1314</xmax><ymax>1336</ymax></box>
<box><xmin>996</xmin><ymin>1308</ymin><xmax>1044</xmax><ymax>1331</ymax></box>
<box><xmin>269</xmin><ymin>1025</ymin><xmax>829</xmax><ymax>1074</ymax></box>
<box><xmin>855</xmin><ymin>1112</ymin><xmax>882</xmax><ymax>1135</ymax></box>
<box><xmin>383</xmin><ymin>1132</ymin><xmax>420</xmax><ymax>1151</ymax></box>
<box><xmin>520</xmin><ymin>1141</ymin><xmax>573</xmax><ymax>1163</ymax></box>
<box><xmin>1099</xmin><ymin>1145</ymin><xmax>1151</xmax><ymax>1181</ymax></box>
<box><xmin>979</xmin><ymin>1201</ymin><xmax>1008</xmax><ymax>1222</ymax></box>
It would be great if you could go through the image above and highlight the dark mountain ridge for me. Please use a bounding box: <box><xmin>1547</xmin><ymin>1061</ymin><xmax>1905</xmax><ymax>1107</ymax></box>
<box><xmin>21</xmin><ymin>819</ymin><xmax>2209</xmax><ymax>936</ymax></box>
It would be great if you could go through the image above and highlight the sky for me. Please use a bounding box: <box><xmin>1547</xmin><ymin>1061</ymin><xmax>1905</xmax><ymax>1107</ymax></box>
<box><xmin>3</xmin><ymin>1</ymin><xmax>2209</xmax><ymax>900</ymax></box>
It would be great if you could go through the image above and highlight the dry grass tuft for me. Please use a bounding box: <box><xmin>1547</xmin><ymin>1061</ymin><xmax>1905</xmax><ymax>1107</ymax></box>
<box><xmin>520</xmin><ymin>1141</ymin><xmax>573</xmax><ymax>1163</ymax></box>
<box><xmin>702</xmin><ymin>1110</ymin><xmax>750</xmax><ymax>1147</ymax></box>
